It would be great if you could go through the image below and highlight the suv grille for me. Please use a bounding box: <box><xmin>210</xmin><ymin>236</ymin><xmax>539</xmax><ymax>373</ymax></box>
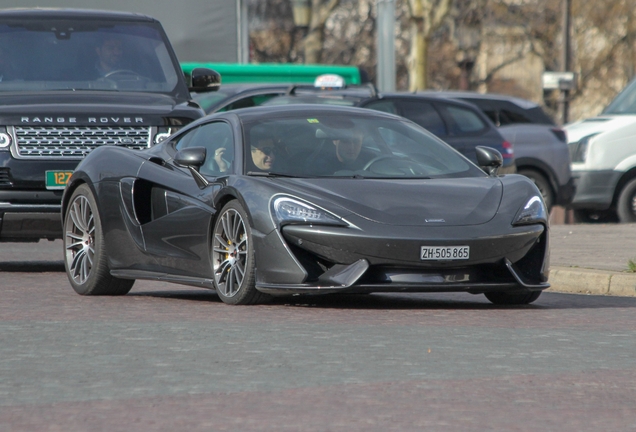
<box><xmin>14</xmin><ymin>126</ymin><xmax>151</xmax><ymax>158</ymax></box>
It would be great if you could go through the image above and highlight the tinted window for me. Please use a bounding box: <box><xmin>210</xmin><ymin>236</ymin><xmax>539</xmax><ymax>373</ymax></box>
<box><xmin>440</xmin><ymin>105</ymin><xmax>486</xmax><ymax>134</ymax></box>
<box><xmin>395</xmin><ymin>100</ymin><xmax>447</xmax><ymax>137</ymax></box>
<box><xmin>175</xmin><ymin>122</ymin><xmax>234</xmax><ymax>175</ymax></box>
<box><xmin>0</xmin><ymin>20</ymin><xmax>179</xmax><ymax>93</ymax></box>
<box><xmin>218</xmin><ymin>93</ymin><xmax>282</xmax><ymax>112</ymax></box>
<box><xmin>365</xmin><ymin>100</ymin><xmax>399</xmax><ymax>115</ymax></box>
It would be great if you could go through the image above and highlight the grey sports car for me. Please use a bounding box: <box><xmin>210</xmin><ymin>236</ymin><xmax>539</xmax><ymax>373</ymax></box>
<box><xmin>61</xmin><ymin>105</ymin><xmax>550</xmax><ymax>305</ymax></box>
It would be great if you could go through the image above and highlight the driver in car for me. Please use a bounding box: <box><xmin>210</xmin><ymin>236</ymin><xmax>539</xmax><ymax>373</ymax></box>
<box><xmin>95</xmin><ymin>37</ymin><xmax>125</xmax><ymax>76</ymax></box>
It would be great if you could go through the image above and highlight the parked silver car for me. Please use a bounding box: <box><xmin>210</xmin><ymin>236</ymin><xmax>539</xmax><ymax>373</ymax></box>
<box><xmin>420</xmin><ymin>91</ymin><xmax>574</xmax><ymax>210</ymax></box>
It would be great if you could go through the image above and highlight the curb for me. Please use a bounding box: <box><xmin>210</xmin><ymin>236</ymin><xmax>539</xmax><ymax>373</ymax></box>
<box><xmin>548</xmin><ymin>266</ymin><xmax>636</xmax><ymax>297</ymax></box>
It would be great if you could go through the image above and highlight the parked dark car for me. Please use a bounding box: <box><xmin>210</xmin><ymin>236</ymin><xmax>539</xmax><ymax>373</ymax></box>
<box><xmin>0</xmin><ymin>8</ymin><xmax>219</xmax><ymax>242</ymax></box>
<box><xmin>419</xmin><ymin>91</ymin><xmax>574</xmax><ymax>210</ymax></box>
<box><xmin>61</xmin><ymin>105</ymin><xmax>549</xmax><ymax>306</ymax></box>
<box><xmin>263</xmin><ymin>87</ymin><xmax>516</xmax><ymax>173</ymax></box>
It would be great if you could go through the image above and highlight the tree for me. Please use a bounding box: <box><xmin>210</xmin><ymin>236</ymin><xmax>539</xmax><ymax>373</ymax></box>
<box><xmin>304</xmin><ymin>0</ymin><xmax>342</xmax><ymax>63</ymax></box>
<box><xmin>404</xmin><ymin>0</ymin><xmax>452</xmax><ymax>90</ymax></box>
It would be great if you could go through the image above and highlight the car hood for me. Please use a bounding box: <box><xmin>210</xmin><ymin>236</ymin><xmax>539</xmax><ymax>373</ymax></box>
<box><xmin>276</xmin><ymin>177</ymin><xmax>503</xmax><ymax>227</ymax></box>
<box><xmin>564</xmin><ymin>115</ymin><xmax>636</xmax><ymax>143</ymax></box>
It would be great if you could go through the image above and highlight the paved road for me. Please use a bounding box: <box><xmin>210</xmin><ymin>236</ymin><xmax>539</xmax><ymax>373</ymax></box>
<box><xmin>2</xmin><ymin>265</ymin><xmax>636</xmax><ymax>430</ymax></box>
<box><xmin>2</xmin><ymin>226</ymin><xmax>636</xmax><ymax>431</ymax></box>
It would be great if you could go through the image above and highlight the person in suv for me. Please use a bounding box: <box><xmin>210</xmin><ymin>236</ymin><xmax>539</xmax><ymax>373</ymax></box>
<box><xmin>0</xmin><ymin>8</ymin><xmax>219</xmax><ymax>242</ymax></box>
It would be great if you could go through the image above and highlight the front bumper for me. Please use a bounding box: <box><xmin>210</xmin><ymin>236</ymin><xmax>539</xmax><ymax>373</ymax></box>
<box><xmin>0</xmin><ymin>191</ymin><xmax>64</xmax><ymax>241</ymax></box>
<box><xmin>569</xmin><ymin>169</ymin><xmax>621</xmax><ymax>210</ymax></box>
<box><xmin>255</xmin><ymin>222</ymin><xmax>549</xmax><ymax>295</ymax></box>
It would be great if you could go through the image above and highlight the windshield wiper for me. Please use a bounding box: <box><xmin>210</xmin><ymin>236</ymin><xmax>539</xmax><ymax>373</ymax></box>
<box><xmin>246</xmin><ymin>171</ymin><xmax>299</xmax><ymax>178</ymax></box>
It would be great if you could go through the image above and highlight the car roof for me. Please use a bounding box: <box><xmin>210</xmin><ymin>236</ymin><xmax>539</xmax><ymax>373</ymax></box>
<box><xmin>0</xmin><ymin>8</ymin><xmax>158</xmax><ymax>22</ymax></box>
<box><xmin>213</xmin><ymin>103</ymin><xmax>404</xmax><ymax>121</ymax></box>
<box><xmin>417</xmin><ymin>90</ymin><xmax>540</xmax><ymax>110</ymax></box>
<box><xmin>377</xmin><ymin>92</ymin><xmax>496</xmax><ymax>108</ymax></box>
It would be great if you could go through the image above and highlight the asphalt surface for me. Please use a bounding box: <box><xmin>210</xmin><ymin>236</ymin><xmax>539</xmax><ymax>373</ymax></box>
<box><xmin>2</xmin><ymin>224</ymin><xmax>636</xmax><ymax>431</ymax></box>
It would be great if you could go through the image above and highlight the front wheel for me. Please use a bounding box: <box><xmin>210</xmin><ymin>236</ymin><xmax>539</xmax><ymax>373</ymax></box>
<box><xmin>617</xmin><ymin>178</ymin><xmax>636</xmax><ymax>223</ymax></box>
<box><xmin>484</xmin><ymin>290</ymin><xmax>542</xmax><ymax>305</ymax></box>
<box><xmin>63</xmin><ymin>184</ymin><xmax>134</xmax><ymax>295</ymax></box>
<box><xmin>211</xmin><ymin>201</ymin><xmax>269</xmax><ymax>305</ymax></box>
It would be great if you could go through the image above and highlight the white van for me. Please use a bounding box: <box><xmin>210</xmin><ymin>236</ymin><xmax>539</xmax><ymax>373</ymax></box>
<box><xmin>566</xmin><ymin>79</ymin><xmax>636</xmax><ymax>222</ymax></box>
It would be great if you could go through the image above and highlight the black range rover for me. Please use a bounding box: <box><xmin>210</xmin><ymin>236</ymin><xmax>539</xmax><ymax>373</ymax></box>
<box><xmin>0</xmin><ymin>8</ymin><xmax>218</xmax><ymax>242</ymax></box>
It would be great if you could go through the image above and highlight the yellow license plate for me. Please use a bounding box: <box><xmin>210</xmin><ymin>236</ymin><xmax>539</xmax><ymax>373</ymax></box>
<box><xmin>45</xmin><ymin>170</ymin><xmax>73</xmax><ymax>190</ymax></box>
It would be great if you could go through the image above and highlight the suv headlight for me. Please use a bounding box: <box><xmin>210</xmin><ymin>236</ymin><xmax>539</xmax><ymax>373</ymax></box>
<box><xmin>272</xmin><ymin>196</ymin><xmax>346</xmax><ymax>227</ymax></box>
<box><xmin>512</xmin><ymin>195</ymin><xmax>547</xmax><ymax>226</ymax></box>
<box><xmin>154</xmin><ymin>126</ymin><xmax>181</xmax><ymax>144</ymax></box>
<box><xmin>0</xmin><ymin>128</ymin><xmax>11</xmax><ymax>151</ymax></box>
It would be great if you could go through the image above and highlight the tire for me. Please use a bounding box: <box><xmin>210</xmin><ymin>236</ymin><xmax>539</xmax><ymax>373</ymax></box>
<box><xmin>518</xmin><ymin>169</ymin><xmax>554</xmax><ymax>211</ymax></box>
<box><xmin>63</xmin><ymin>184</ymin><xmax>134</xmax><ymax>296</ymax></box>
<box><xmin>617</xmin><ymin>178</ymin><xmax>636</xmax><ymax>223</ymax></box>
<box><xmin>572</xmin><ymin>209</ymin><xmax>618</xmax><ymax>224</ymax></box>
<box><xmin>211</xmin><ymin>201</ymin><xmax>269</xmax><ymax>305</ymax></box>
<box><xmin>484</xmin><ymin>290</ymin><xmax>542</xmax><ymax>305</ymax></box>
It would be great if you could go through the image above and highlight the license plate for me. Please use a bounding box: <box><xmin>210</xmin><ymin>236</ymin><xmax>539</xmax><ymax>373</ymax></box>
<box><xmin>45</xmin><ymin>170</ymin><xmax>73</xmax><ymax>190</ymax></box>
<box><xmin>421</xmin><ymin>246</ymin><xmax>470</xmax><ymax>260</ymax></box>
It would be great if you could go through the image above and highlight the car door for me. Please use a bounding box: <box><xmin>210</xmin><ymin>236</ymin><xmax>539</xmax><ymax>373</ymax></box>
<box><xmin>135</xmin><ymin>121</ymin><xmax>234</xmax><ymax>277</ymax></box>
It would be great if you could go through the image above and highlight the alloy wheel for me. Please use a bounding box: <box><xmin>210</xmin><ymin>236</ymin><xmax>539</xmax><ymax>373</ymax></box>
<box><xmin>212</xmin><ymin>208</ymin><xmax>248</xmax><ymax>297</ymax></box>
<box><xmin>65</xmin><ymin>195</ymin><xmax>95</xmax><ymax>285</ymax></box>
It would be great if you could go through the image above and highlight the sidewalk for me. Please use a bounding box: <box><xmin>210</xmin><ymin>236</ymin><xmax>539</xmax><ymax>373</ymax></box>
<box><xmin>549</xmin><ymin>223</ymin><xmax>636</xmax><ymax>297</ymax></box>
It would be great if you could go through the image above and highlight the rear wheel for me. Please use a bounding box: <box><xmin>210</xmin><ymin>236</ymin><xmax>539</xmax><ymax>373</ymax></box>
<box><xmin>617</xmin><ymin>178</ymin><xmax>636</xmax><ymax>223</ymax></box>
<box><xmin>518</xmin><ymin>169</ymin><xmax>554</xmax><ymax>211</ymax></box>
<box><xmin>212</xmin><ymin>201</ymin><xmax>269</xmax><ymax>305</ymax></box>
<box><xmin>63</xmin><ymin>184</ymin><xmax>134</xmax><ymax>295</ymax></box>
<box><xmin>484</xmin><ymin>290</ymin><xmax>542</xmax><ymax>305</ymax></box>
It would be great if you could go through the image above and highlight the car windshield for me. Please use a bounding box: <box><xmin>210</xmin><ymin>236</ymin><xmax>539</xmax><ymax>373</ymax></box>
<box><xmin>0</xmin><ymin>19</ymin><xmax>180</xmax><ymax>93</ymax></box>
<box><xmin>241</xmin><ymin>112</ymin><xmax>483</xmax><ymax>179</ymax></box>
<box><xmin>603</xmin><ymin>78</ymin><xmax>636</xmax><ymax>114</ymax></box>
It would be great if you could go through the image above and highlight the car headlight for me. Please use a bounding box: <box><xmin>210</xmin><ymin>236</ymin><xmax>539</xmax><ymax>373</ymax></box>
<box><xmin>512</xmin><ymin>195</ymin><xmax>547</xmax><ymax>226</ymax></box>
<box><xmin>154</xmin><ymin>126</ymin><xmax>181</xmax><ymax>144</ymax></box>
<box><xmin>569</xmin><ymin>133</ymin><xmax>598</xmax><ymax>163</ymax></box>
<box><xmin>0</xmin><ymin>128</ymin><xmax>11</xmax><ymax>151</ymax></box>
<box><xmin>272</xmin><ymin>197</ymin><xmax>346</xmax><ymax>227</ymax></box>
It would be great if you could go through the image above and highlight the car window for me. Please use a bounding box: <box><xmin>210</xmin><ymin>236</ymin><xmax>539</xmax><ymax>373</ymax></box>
<box><xmin>217</xmin><ymin>93</ymin><xmax>283</xmax><ymax>112</ymax></box>
<box><xmin>175</xmin><ymin>122</ymin><xmax>234</xmax><ymax>175</ymax></box>
<box><xmin>394</xmin><ymin>100</ymin><xmax>447</xmax><ymax>137</ymax></box>
<box><xmin>365</xmin><ymin>100</ymin><xmax>399</xmax><ymax>115</ymax></box>
<box><xmin>441</xmin><ymin>105</ymin><xmax>486</xmax><ymax>135</ymax></box>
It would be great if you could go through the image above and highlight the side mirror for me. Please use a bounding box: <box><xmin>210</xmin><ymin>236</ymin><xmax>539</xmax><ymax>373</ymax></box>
<box><xmin>475</xmin><ymin>146</ymin><xmax>503</xmax><ymax>176</ymax></box>
<box><xmin>174</xmin><ymin>147</ymin><xmax>209</xmax><ymax>188</ymax></box>
<box><xmin>189</xmin><ymin>68</ymin><xmax>221</xmax><ymax>93</ymax></box>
